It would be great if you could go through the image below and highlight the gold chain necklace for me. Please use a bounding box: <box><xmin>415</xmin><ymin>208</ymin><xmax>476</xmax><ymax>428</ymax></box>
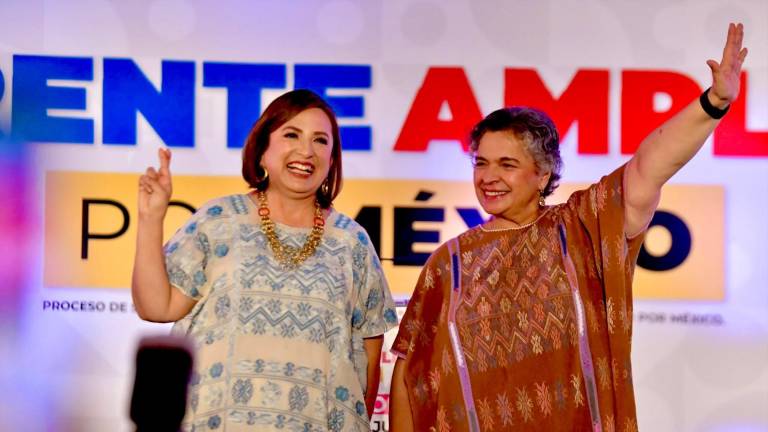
<box><xmin>256</xmin><ymin>190</ymin><xmax>325</xmax><ymax>269</ymax></box>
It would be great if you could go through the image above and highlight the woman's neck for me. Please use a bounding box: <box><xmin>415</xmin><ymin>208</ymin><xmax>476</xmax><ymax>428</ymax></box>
<box><xmin>486</xmin><ymin>204</ymin><xmax>542</xmax><ymax>230</ymax></box>
<box><xmin>262</xmin><ymin>189</ymin><xmax>318</xmax><ymax>227</ymax></box>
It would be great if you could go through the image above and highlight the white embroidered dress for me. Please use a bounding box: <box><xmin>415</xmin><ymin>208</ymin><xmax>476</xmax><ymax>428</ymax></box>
<box><xmin>165</xmin><ymin>194</ymin><xmax>398</xmax><ymax>432</ymax></box>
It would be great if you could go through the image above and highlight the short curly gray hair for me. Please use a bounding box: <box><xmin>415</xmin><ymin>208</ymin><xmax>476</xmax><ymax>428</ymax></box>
<box><xmin>469</xmin><ymin>107</ymin><xmax>563</xmax><ymax>198</ymax></box>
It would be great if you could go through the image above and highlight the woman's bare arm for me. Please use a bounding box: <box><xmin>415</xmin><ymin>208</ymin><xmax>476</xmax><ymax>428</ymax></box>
<box><xmin>131</xmin><ymin>148</ymin><xmax>196</xmax><ymax>322</ymax></box>
<box><xmin>624</xmin><ymin>23</ymin><xmax>747</xmax><ymax>236</ymax></box>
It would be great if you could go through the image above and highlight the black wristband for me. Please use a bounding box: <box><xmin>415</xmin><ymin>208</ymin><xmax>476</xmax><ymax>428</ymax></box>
<box><xmin>700</xmin><ymin>87</ymin><xmax>730</xmax><ymax>119</ymax></box>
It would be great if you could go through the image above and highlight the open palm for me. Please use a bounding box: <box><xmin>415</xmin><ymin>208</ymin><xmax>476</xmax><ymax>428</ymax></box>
<box><xmin>707</xmin><ymin>23</ymin><xmax>748</xmax><ymax>105</ymax></box>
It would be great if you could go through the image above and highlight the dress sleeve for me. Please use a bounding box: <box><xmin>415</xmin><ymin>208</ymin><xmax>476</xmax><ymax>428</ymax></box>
<box><xmin>562</xmin><ymin>163</ymin><xmax>648</xmax><ymax>346</ymax></box>
<box><xmin>561</xmin><ymin>152</ymin><xmax>648</xmax><ymax>429</ymax></box>
<box><xmin>350</xmin><ymin>227</ymin><xmax>399</xmax><ymax>339</ymax></box>
<box><xmin>164</xmin><ymin>203</ymin><xmax>220</xmax><ymax>300</ymax></box>
<box><xmin>564</xmin><ymin>163</ymin><xmax>647</xmax><ymax>281</ymax></box>
<box><xmin>390</xmin><ymin>246</ymin><xmax>449</xmax><ymax>359</ymax></box>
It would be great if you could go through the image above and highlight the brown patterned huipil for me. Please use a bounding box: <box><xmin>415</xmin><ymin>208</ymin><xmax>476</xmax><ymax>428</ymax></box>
<box><xmin>393</xmin><ymin>166</ymin><xmax>645</xmax><ymax>432</ymax></box>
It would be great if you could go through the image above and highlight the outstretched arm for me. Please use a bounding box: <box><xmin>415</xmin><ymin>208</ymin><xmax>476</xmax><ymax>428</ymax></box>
<box><xmin>624</xmin><ymin>23</ymin><xmax>748</xmax><ymax>236</ymax></box>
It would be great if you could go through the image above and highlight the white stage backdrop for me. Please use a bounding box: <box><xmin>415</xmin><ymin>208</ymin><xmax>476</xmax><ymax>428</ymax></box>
<box><xmin>0</xmin><ymin>1</ymin><xmax>766</xmax><ymax>431</ymax></box>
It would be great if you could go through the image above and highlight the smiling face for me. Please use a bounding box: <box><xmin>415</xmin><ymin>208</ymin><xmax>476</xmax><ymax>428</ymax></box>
<box><xmin>473</xmin><ymin>130</ymin><xmax>550</xmax><ymax>225</ymax></box>
<box><xmin>260</xmin><ymin>108</ymin><xmax>334</xmax><ymax>200</ymax></box>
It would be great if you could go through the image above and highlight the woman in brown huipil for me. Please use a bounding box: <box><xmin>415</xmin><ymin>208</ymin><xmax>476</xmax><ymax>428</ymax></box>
<box><xmin>389</xmin><ymin>23</ymin><xmax>748</xmax><ymax>432</ymax></box>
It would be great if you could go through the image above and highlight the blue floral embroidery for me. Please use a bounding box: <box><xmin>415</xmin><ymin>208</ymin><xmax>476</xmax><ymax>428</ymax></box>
<box><xmin>312</xmin><ymin>369</ymin><xmax>323</xmax><ymax>384</ymax></box>
<box><xmin>168</xmin><ymin>267</ymin><xmax>186</xmax><ymax>288</ymax></box>
<box><xmin>165</xmin><ymin>242</ymin><xmax>179</xmax><ymax>254</ymax></box>
<box><xmin>260</xmin><ymin>381</ymin><xmax>282</xmax><ymax>405</ymax></box>
<box><xmin>231</xmin><ymin>378</ymin><xmax>254</xmax><ymax>404</ymax></box>
<box><xmin>252</xmin><ymin>318</ymin><xmax>267</xmax><ymax>335</ymax></box>
<box><xmin>193</xmin><ymin>270</ymin><xmax>206</xmax><ymax>286</ymax></box>
<box><xmin>334</xmin><ymin>214</ymin><xmax>351</xmax><ymax>228</ymax></box>
<box><xmin>351</xmin><ymin>308</ymin><xmax>363</xmax><ymax>327</ymax></box>
<box><xmin>275</xmin><ymin>414</ymin><xmax>286</xmax><ymax>428</ymax></box>
<box><xmin>195</xmin><ymin>232</ymin><xmax>210</xmax><ymax>253</ymax></box>
<box><xmin>352</xmin><ymin>245</ymin><xmax>366</xmax><ymax>271</ymax></box>
<box><xmin>283</xmin><ymin>362</ymin><xmax>295</xmax><ymax>377</ymax></box>
<box><xmin>215</xmin><ymin>296</ymin><xmax>231</xmax><ymax>319</ymax></box>
<box><xmin>296</xmin><ymin>302</ymin><xmax>312</xmax><ymax>318</ymax></box>
<box><xmin>288</xmin><ymin>385</ymin><xmax>309</xmax><ymax>412</ymax></box>
<box><xmin>230</xmin><ymin>195</ymin><xmax>248</xmax><ymax>214</ymax></box>
<box><xmin>189</xmin><ymin>287</ymin><xmax>200</xmax><ymax>298</ymax></box>
<box><xmin>328</xmin><ymin>408</ymin><xmax>345</xmax><ymax>432</ymax></box>
<box><xmin>384</xmin><ymin>308</ymin><xmax>398</xmax><ymax>324</ymax></box>
<box><xmin>346</xmin><ymin>344</ymin><xmax>354</xmax><ymax>362</ymax></box>
<box><xmin>214</xmin><ymin>244</ymin><xmax>229</xmax><ymax>257</ymax></box>
<box><xmin>209</xmin><ymin>362</ymin><xmax>223</xmax><ymax>378</ymax></box>
<box><xmin>207</xmin><ymin>205</ymin><xmax>223</xmax><ymax>216</ymax></box>
<box><xmin>309</xmin><ymin>327</ymin><xmax>324</xmax><ymax>343</ymax></box>
<box><xmin>356</xmin><ymin>231</ymin><xmax>368</xmax><ymax>245</ymax></box>
<box><xmin>366</xmin><ymin>289</ymin><xmax>380</xmax><ymax>309</ymax></box>
<box><xmin>254</xmin><ymin>359</ymin><xmax>265</xmax><ymax>373</ymax></box>
<box><xmin>207</xmin><ymin>415</ymin><xmax>221</xmax><ymax>429</ymax></box>
<box><xmin>334</xmin><ymin>386</ymin><xmax>349</xmax><ymax>402</ymax></box>
<box><xmin>266</xmin><ymin>299</ymin><xmax>282</xmax><ymax>315</ymax></box>
<box><xmin>247</xmin><ymin>411</ymin><xmax>257</xmax><ymax>425</ymax></box>
<box><xmin>298</xmin><ymin>282</ymin><xmax>312</xmax><ymax>296</ymax></box>
<box><xmin>355</xmin><ymin>400</ymin><xmax>366</xmax><ymax>416</ymax></box>
<box><xmin>204</xmin><ymin>332</ymin><xmax>215</xmax><ymax>344</ymax></box>
<box><xmin>281</xmin><ymin>322</ymin><xmax>297</xmax><ymax>338</ymax></box>
<box><xmin>185</xmin><ymin>222</ymin><xmax>197</xmax><ymax>234</ymax></box>
<box><xmin>240</xmin><ymin>297</ymin><xmax>254</xmax><ymax>313</ymax></box>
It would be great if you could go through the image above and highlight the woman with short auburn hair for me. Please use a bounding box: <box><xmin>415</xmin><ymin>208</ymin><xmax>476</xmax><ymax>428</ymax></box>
<box><xmin>133</xmin><ymin>89</ymin><xmax>398</xmax><ymax>431</ymax></box>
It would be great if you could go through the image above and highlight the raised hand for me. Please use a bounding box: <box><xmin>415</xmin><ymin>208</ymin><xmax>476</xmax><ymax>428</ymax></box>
<box><xmin>138</xmin><ymin>148</ymin><xmax>173</xmax><ymax>220</ymax></box>
<box><xmin>706</xmin><ymin>23</ymin><xmax>748</xmax><ymax>107</ymax></box>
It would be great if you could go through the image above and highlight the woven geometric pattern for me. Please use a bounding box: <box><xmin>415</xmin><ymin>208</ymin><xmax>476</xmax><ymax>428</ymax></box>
<box><xmin>393</xmin><ymin>166</ymin><xmax>645</xmax><ymax>431</ymax></box>
<box><xmin>456</xmin><ymin>219</ymin><xmax>577</xmax><ymax>372</ymax></box>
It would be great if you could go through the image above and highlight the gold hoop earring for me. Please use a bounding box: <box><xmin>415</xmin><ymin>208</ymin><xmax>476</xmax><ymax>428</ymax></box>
<box><xmin>256</xmin><ymin>166</ymin><xmax>269</xmax><ymax>183</ymax></box>
<box><xmin>321</xmin><ymin>178</ymin><xmax>330</xmax><ymax>195</ymax></box>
